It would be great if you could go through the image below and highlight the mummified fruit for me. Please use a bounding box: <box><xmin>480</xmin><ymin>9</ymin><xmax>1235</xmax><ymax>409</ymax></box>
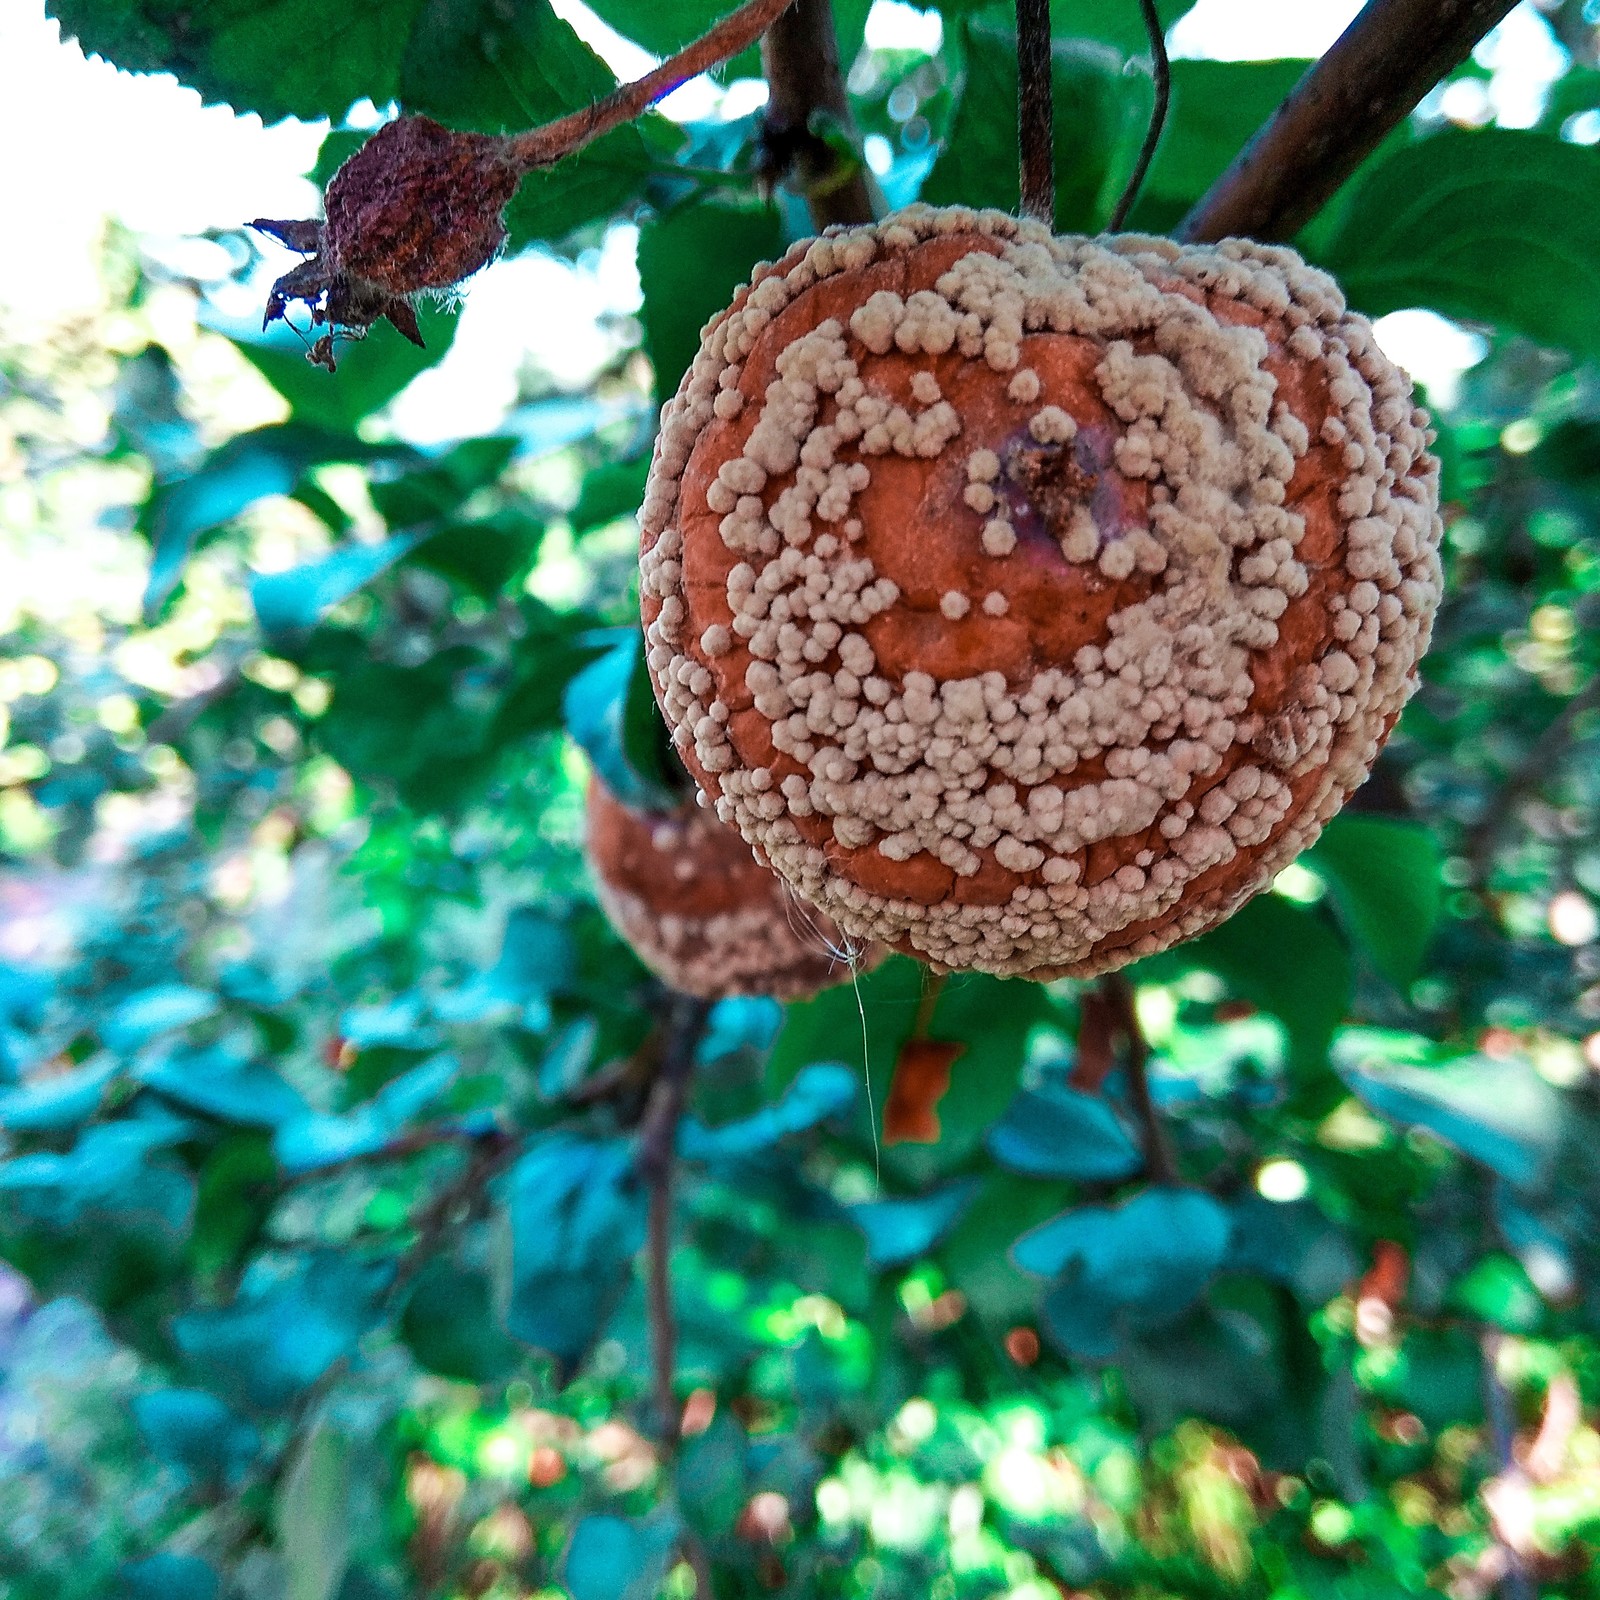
<box><xmin>639</xmin><ymin>205</ymin><xmax>1442</xmax><ymax>978</ymax></box>
<box><xmin>585</xmin><ymin>777</ymin><xmax>873</xmax><ymax>1000</ymax></box>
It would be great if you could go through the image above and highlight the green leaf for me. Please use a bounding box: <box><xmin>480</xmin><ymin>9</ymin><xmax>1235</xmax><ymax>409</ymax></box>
<box><xmin>562</xmin><ymin>631</ymin><xmax>685</xmax><ymax>810</ymax></box>
<box><xmin>1147</xmin><ymin>893</ymin><xmax>1352</xmax><ymax>1088</ymax></box>
<box><xmin>252</xmin><ymin>533</ymin><xmax>425</xmax><ymax>638</ymax></box>
<box><xmin>922</xmin><ymin>19</ymin><xmax>1148</xmax><ymax>232</ymax></box>
<box><xmin>503</xmin><ymin>1135</ymin><xmax>647</xmax><ymax>1368</ymax></box>
<box><xmin>141</xmin><ymin>424</ymin><xmax>378</xmax><ymax>617</ymax></box>
<box><xmin>368</xmin><ymin>436</ymin><xmax>517</xmax><ymax>527</ymax></box>
<box><xmin>1448</xmin><ymin>1254</ymin><xmax>1544</xmax><ymax>1332</ymax></box>
<box><xmin>572</xmin><ymin>457</ymin><xmax>650</xmax><ymax>537</ymax></box>
<box><xmin>987</xmin><ymin>1082</ymin><xmax>1142</xmax><ymax>1182</ymax></box>
<box><xmin>119</xmin><ymin>1556</ymin><xmax>220</xmax><ymax>1600</ymax></box>
<box><xmin>1309</xmin><ymin>815</ymin><xmax>1442</xmax><ymax>989</ymax></box>
<box><xmin>398</xmin><ymin>0</ymin><xmax>653</xmax><ymax>246</ymax></box>
<box><xmin>274</xmin><ymin>1420</ymin><xmax>352</xmax><ymax>1600</ymax></box>
<box><xmin>563</xmin><ymin>1513</ymin><xmax>680</xmax><ymax>1600</ymax></box>
<box><xmin>1047</xmin><ymin>0</ymin><xmax>1197</xmax><ymax>52</ymax></box>
<box><xmin>584</xmin><ymin>0</ymin><xmax>727</xmax><ymax>56</ymax></box>
<box><xmin>1318</xmin><ymin>129</ymin><xmax>1600</xmax><ymax>361</ymax></box>
<box><xmin>400</xmin><ymin>1263</ymin><xmax>522</xmax><ymax>1383</ymax></box>
<box><xmin>1135</xmin><ymin>58</ymin><xmax>1310</xmax><ymax>216</ymax></box>
<box><xmin>1016</xmin><ymin>1187</ymin><xmax>1232</xmax><ymax>1359</ymax></box>
<box><xmin>848</xmin><ymin>1178</ymin><xmax>982</xmax><ymax>1269</ymax></box>
<box><xmin>639</xmin><ymin>199</ymin><xmax>784</xmax><ymax>401</ymax></box>
<box><xmin>680</xmin><ymin>1061</ymin><xmax>857</xmax><ymax>1161</ymax></box>
<box><xmin>229</xmin><ymin>301</ymin><xmax>459</xmax><ymax>435</ymax></box>
<box><xmin>49</xmin><ymin>0</ymin><xmax>426</xmax><ymax>121</ymax></box>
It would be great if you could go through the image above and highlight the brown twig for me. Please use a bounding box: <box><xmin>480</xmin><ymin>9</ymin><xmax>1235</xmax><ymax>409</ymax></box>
<box><xmin>637</xmin><ymin>991</ymin><xmax>714</xmax><ymax>1448</ymax></box>
<box><xmin>1109</xmin><ymin>0</ymin><xmax>1171</xmax><ymax>230</ymax></box>
<box><xmin>1178</xmin><ymin>0</ymin><xmax>1520</xmax><ymax>244</ymax></box>
<box><xmin>1100</xmin><ymin>971</ymin><xmax>1176</xmax><ymax>1184</ymax></box>
<box><xmin>1014</xmin><ymin>0</ymin><xmax>1054</xmax><ymax>225</ymax></box>
<box><xmin>760</xmin><ymin>0</ymin><xmax>878</xmax><ymax>228</ymax></box>
<box><xmin>506</xmin><ymin>0</ymin><xmax>802</xmax><ymax>172</ymax></box>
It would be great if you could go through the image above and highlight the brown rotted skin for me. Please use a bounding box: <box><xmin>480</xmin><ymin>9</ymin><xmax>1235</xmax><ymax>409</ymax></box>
<box><xmin>585</xmin><ymin>777</ymin><xmax>873</xmax><ymax>1000</ymax></box>
<box><xmin>640</xmin><ymin>207</ymin><xmax>1442</xmax><ymax>978</ymax></box>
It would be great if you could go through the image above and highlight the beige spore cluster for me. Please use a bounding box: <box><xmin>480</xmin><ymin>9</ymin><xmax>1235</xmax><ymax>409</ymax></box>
<box><xmin>639</xmin><ymin>205</ymin><xmax>1443</xmax><ymax>977</ymax></box>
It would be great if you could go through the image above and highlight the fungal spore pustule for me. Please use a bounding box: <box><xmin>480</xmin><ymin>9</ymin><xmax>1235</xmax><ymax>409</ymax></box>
<box><xmin>639</xmin><ymin>205</ymin><xmax>1443</xmax><ymax>978</ymax></box>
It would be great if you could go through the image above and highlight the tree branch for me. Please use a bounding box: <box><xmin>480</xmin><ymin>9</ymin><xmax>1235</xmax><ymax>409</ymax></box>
<box><xmin>1109</xmin><ymin>0</ymin><xmax>1171</xmax><ymax>230</ymax></box>
<box><xmin>760</xmin><ymin>0</ymin><xmax>878</xmax><ymax>229</ymax></box>
<box><xmin>637</xmin><ymin>991</ymin><xmax>714</xmax><ymax>1448</ymax></box>
<box><xmin>1014</xmin><ymin>0</ymin><xmax>1054</xmax><ymax>225</ymax></box>
<box><xmin>507</xmin><ymin>0</ymin><xmax>801</xmax><ymax>171</ymax></box>
<box><xmin>1100</xmin><ymin>971</ymin><xmax>1176</xmax><ymax>1184</ymax></box>
<box><xmin>1178</xmin><ymin>0</ymin><xmax>1520</xmax><ymax>244</ymax></box>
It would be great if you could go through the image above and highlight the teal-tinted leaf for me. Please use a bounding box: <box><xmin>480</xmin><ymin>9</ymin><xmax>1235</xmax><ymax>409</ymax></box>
<box><xmin>138</xmin><ymin>1045</ymin><xmax>309</xmax><ymax>1128</ymax></box>
<box><xmin>0</xmin><ymin>1057</ymin><xmax>118</xmax><ymax>1132</ymax></box>
<box><xmin>119</xmin><ymin>1555</ymin><xmax>220</xmax><ymax>1600</ymax></box>
<box><xmin>173</xmin><ymin>1253</ymin><xmax>389</xmax><ymax>1411</ymax></box>
<box><xmin>1318</xmin><ymin>129</ymin><xmax>1600</xmax><ymax>361</ymax></box>
<box><xmin>227</xmin><ymin>301</ymin><xmax>459</xmax><ymax>435</ymax></box>
<box><xmin>562</xmin><ymin>631</ymin><xmax>684</xmax><ymax>810</ymax></box>
<box><xmin>638</xmin><ymin>200</ymin><xmax>784</xmax><ymax>400</ymax></box>
<box><xmin>1226</xmin><ymin>1196</ymin><xmax>1361</xmax><ymax>1307</ymax></box>
<box><xmin>848</xmin><ymin>1177</ymin><xmax>981</xmax><ymax>1269</ymax></box>
<box><xmin>489</xmin><ymin>908</ymin><xmax>577</xmax><ymax>1001</ymax></box>
<box><xmin>0</xmin><ymin>1118</ymin><xmax>195</xmax><ymax>1226</ymax></box>
<box><xmin>275</xmin><ymin>1053</ymin><xmax>457</xmax><ymax>1172</ymax></box>
<box><xmin>1337</xmin><ymin>1048</ymin><xmax>1565</xmax><ymax>1192</ymax></box>
<box><xmin>49</xmin><ymin>0</ymin><xmax>426</xmax><ymax>121</ymax></box>
<box><xmin>104</xmin><ymin>984</ymin><xmax>218</xmax><ymax>1050</ymax></box>
<box><xmin>563</xmin><ymin>1513</ymin><xmax>681</xmax><ymax>1600</ymax></box>
<box><xmin>1015</xmin><ymin>1187</ymin><xmax>1231</xmax><ymax>1357</ymax></box>
<box><xmin>134</xmin><ymin>1388</ymin><xmax>260</xmax><ymax>1488</ymax></box>
<box><xmin>504</xmin><ymin>1135</ymin><xmax>646</xmax><ymax>1366</ymax></box>
<box><xmin>140</xmin><ymin>425</ymin><xmax>367</xmax><ymax>617</ymax></box>
<box><xmin>252</xmin><ymin>532</ymin><xmax>425</xmax><ymax>638</ymax></box>
<box><xmin>1309</xmin><ymin>815</ymin><xmax>1442</xmax><ymax>988</ymax></box>
<box><xmin>987</xmin><ymin>1083</ymin><xmax>1141</xmax><ymax>1182</ymax></box>
<box><xmin>275</xmin><ymin>1420</ymin><xmax>352</xmax><ymax>1600</ymax></box>
<box><xmin>923</xmin><ymin>19</ymin><xmax>1147</xmax><ymax>232</ymax></box>
<box><xmin>681</xmin><ymin>1061</ymin><xmax>857</xmax><ymax>1161</ymax></box>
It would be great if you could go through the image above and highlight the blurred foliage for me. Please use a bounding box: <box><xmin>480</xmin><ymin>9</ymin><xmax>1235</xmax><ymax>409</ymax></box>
<box><xmin>2</xmin><ymin>1</ymin><xmax>1600</xmax><ymax>1597</ymax></box>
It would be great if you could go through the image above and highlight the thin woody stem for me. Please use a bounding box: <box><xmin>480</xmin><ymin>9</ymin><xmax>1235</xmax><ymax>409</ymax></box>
<box><xmin>1015</xmin><ymin>0</ymin><xmax>1055</xmax><ymax>225</ymax></box>
<box><xmin>506</xmin><ymin>0</ymin><xmax>800</xmax><ymax>171</ymax></box>
<box><xmin>637</xmin><ymin>991</ymin><xmax>714</xmax><ymax>1448</ymax></box>
<box><xmin>1101</xmin><ymin>971</ymin><xmax>1176</xmax><ymax>1184</ymax></box>
<box><xmin>1109</xmin><ymin>0</ymin><xmax>1171</xmax><ymax>230</ymax></box>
